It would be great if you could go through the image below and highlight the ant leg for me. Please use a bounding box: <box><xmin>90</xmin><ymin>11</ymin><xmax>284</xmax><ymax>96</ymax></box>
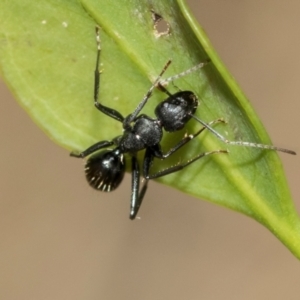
<box><xmin>144</xmin><ymin>148</ymin><xmax>228</xmax><ymax>180</ymax></box>
<box><xmin>152</xmin><ymin>119</ymin><xmax>225</xmax><ymax>159</ymax></box>
<box><xmin>94</xmin><ymin>26</ymin><xmax>124</xmax><ymax>122</ymax></box>
<box><xmin>191</xmin><ymin>115</ymin><xmax>296</xmax><ymax>155</ymax></box>
<box><xmin>130</xmin><ymin>155</ymin><xmax>140</xmax><ymax>219</ymax></box>
<box><xmin>156</xmin><ymin>82</ymin><xmax>173</xmax><ymax>97</ymax></box>
<box><xmin>70</xmin><ymin>140</ymin><xmax>114</xmax><ymax>158</ymax></box>
<box><xmin>130</xmin><ymin>155</ymin><xmax>149</xmax><ymax>220</ymax></box>
<box><xmin>157</xmin><ymin>79</ymin><xmax>182</xmax><ymax>94</ymax></box>
<box><xmin>125</xmin><ymin>60</ymin><xmax>172</xmax><ymax>125</ymax></box>
<box><xmin>141</xmin><ymin>119</ymin><xmax>227</xmax><ymax>180</ymax></box>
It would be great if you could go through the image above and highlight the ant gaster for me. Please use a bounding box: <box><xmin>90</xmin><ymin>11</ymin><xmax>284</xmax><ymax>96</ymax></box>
<box><xmin>71</xmin><ymin>27</ymin><xmax>296</xmax><ymax>220</ymax></box>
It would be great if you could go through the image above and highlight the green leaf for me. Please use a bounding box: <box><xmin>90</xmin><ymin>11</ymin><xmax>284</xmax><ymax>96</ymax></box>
<box><xmin>1</xmin><ymin>0</ymin><xmax>299</xmax><ymax>257</ymax></box>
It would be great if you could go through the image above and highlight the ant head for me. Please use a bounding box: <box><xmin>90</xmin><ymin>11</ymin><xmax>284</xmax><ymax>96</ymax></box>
<box><xmin>85</xmin><ymin>149</ymin><xmax>125</xmax><ymax>192</ymax></box>
<box><xmin>155</xmin><ymin>91</ymin><xmax>198</xmax><ymax>132</ymax></box>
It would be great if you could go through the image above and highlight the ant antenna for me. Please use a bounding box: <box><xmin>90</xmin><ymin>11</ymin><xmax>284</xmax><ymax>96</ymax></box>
<box><xmin>127</xmin><ymin>58</ymin><xmax>210</xmax><ymax>122</ymax></box>
<box><xmin>192</xmin><ymin>115</ymin><xmax>296</xmax><ymax>155</ymax></box>
<box><xmin>159</xmin><ymin>59</ymin><xmax>211</xmax><ymax>85</ymax></box>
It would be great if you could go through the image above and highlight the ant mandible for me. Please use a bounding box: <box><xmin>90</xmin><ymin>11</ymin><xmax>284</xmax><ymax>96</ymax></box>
<box><xmin>71</xmin><ymin>27</ymin><xmax>296</xmax><ymax>220</ymax></box>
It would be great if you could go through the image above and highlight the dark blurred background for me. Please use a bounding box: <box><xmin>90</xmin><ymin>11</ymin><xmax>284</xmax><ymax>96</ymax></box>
<box><xmin>1</xmin><ymin>1</ymin><xmax>300</xmax><ymax>299</ymax></box>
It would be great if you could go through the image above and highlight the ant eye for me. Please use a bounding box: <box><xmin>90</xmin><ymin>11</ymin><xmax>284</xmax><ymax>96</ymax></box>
<box><xmin>85</xmin><ymin>150</ymin><xmax>125</xmax><ymax>192</ymax></box>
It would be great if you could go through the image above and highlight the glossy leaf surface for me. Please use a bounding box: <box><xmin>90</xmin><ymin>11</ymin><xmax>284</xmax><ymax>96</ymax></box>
<box><xmin>0</xmin><ymin>0</ymin><xmax>299</xmax><ymax>257</ymax></box>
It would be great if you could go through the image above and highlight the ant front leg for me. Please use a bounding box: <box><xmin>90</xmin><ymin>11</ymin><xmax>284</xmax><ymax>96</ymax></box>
<box><xmin>124</xmin><ymin>60</ymin><xmax>172</xmax><ymax>126</ymax></box>
<box><xmin>156</xmin><ymin>82</ymin><xmax>173</xmax><ymax>97</ymax></box>
<box><xmin>93</xmin><ymin>27</ymin><xmax>124</xmax><ymax>123</ymax></box>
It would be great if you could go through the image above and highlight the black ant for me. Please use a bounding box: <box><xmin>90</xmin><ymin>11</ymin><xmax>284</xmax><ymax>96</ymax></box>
<box><xmin>71</xmin><ymin>27</ymin><xmax>296</xmax><ymax>220</ymax></box>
